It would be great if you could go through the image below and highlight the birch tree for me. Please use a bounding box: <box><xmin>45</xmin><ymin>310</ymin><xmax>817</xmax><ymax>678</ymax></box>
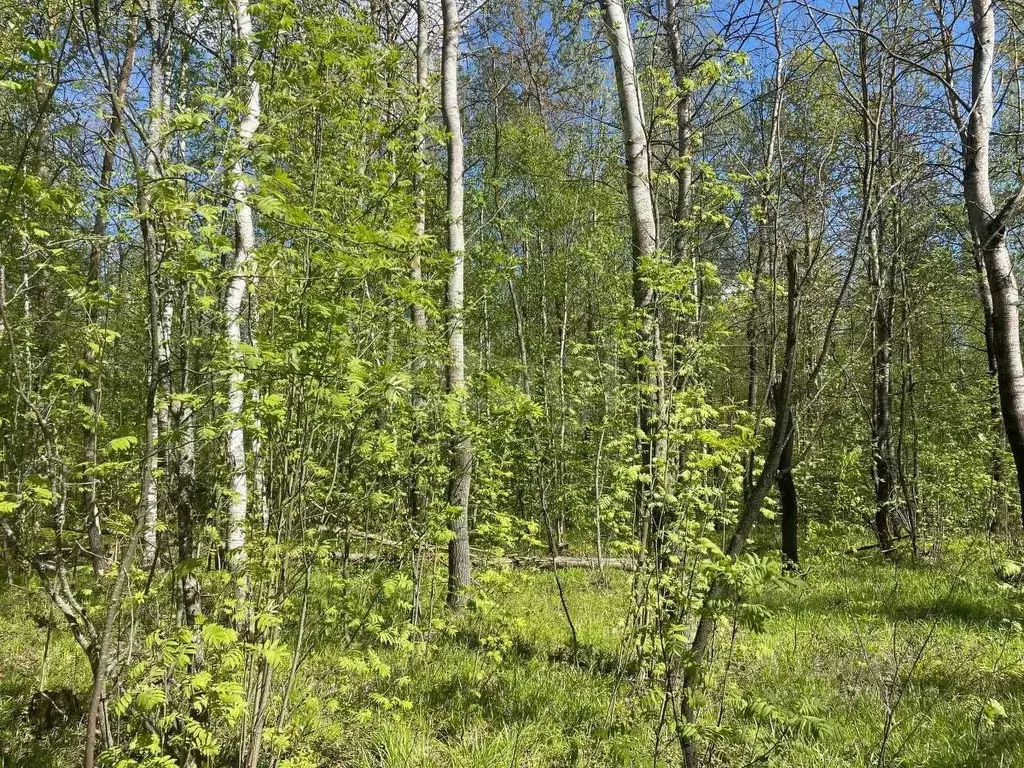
<box><xmin>959</xmin><ymin>0</ymin><xmax>1024</xmax><ymax>525</ymax></box>
<box><xmin>139</xmin><ymin>0</ymin><xmax>169</xmax><ymax>568</ymax></box>
<box><xmin>441</xmin><ymin>0</ymin><xmax>473</xmax><ymax>608</ymax></box>
<box><xmin>225</xmin><ymin>0</ymin><xmax>261</xmax><ymax>591</ymax></box>
<box><xmin>599</xmin><ymin>0</ymin><xmax>667</xmax><ymax>546</ymax></box>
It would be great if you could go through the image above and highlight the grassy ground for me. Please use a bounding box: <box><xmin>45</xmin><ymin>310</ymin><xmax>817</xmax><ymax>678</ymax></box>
<box><xmin>3</xmin><ymin>537</ymin><xmax>1024</xmax><ymax>767</ymax></box>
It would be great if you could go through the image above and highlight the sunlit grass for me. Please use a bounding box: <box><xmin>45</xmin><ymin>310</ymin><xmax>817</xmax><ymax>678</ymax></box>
<box><xmin>4</xmin><ymin>537</ymin><xmax>1024</xmax><ymax>766</ymax></box>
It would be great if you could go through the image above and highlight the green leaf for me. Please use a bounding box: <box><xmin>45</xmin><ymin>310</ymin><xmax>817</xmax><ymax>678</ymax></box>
<box><xmin>107</xmin><ymin>435</ymin><xmax>139</xmax><ymax>453</ymax></box>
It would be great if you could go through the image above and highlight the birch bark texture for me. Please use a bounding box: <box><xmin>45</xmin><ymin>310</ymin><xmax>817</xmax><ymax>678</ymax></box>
<box><xmin>140</xmin><ymin>0</ymin><xmax>169</xmax><ymax>569</ymax></box>
<box><xmin>963</xmin><ymin>0</ymin><xmax>1024</xmax><ymax>525</ymax></box>
<box><xmin>441</xmin><ymin>0</ymin><xmax>473</xmax><ymax>608</ymax></box>
<box><xmin>225</xmin><ymin>0</ymin><xmax>262</xmax><ymax>586</ymax></box>
<box><xmin>599</xmin><ymin>0</ymin><xmax>666</xmax><ymax>543</ymax></box>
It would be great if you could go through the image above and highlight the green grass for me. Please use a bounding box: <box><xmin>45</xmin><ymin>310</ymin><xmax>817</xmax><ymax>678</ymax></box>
<box><xmin>4</xmin><ymin>538</ymin><xmax>1024</xmax><ymax>766</ymax></box>
<box><xmin>0</xmin><ymin>585</ymin><xmax>91</xmax><ymax>768</ymax></box>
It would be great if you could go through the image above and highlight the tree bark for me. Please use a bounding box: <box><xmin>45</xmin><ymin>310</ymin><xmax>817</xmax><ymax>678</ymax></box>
<box><xmin>599</xmin><ymin>0</ymin><xmax>666</xmax><ymax>545</ymax></box>
<box><xmin>743</xmin><ymin>10</ymin><xmax>783</xmax><ymax>502</ymax></box>
<box><xmin>855</xmin><ymin>6</ymin><xmax>897</xmax><ymax>554</ymax></box>
<box><xmin>225</xmin><ymin>0</ymin><xmax>262</xmax><ymax>592</ymax></box>
<box><xmin>971</xmin><ymin>224</ymin><xmax>1004</xmax><ymax>522</ymax></box>
<box><xmin>81</xmin><ymin>20</ymin><xmax>137</xmax><ymax>577</ymax></box>
<box><xmin>441</xmin><ymin>0</ymin><xmax>473</xmax><ymax>609</ymax></box>
<box><xmin>772</xmin><ymin>383</ymin><xmax>798</xmax><ymax>568</ymax></box>
<box><xmin>962</xmin><ymin>0</ymin><xmax>1024</xmax><ymax>526</ymax></box>
<box><xmin>680</xmin><ymin>245</ymin><xmax>800</xmax><ymax>767</ymax></box>
<box><xmin>140</xmin><ymin>0</ymin><xmax>169</xmax><ymax>569</ymax></box>
<box><xmin>867</xmin><ymin>219</ymin><xmax>896</xmax><ymax>552</ymax></box>
<box><xmin>408</xmin><ymin>0</ymin><xmax>430</xmax><ymax>624</ymax></box>
<box><xmin>664</xmin><ymin>0</ymin><xmax>696</xmax><ymax>342</ymax></box>
<box><xmin>411</xmin><ymin>0</ymin><xmax>429</xmax><ymax>337</ymax></box>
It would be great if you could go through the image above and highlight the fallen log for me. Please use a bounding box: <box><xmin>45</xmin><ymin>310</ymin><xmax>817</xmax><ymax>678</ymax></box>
<box><xmin>338</xmin><ymin>550</ymin><xmax>636</xmax><ymax>571</ymax></box>
<box><xmin>495</xmin><ymin>555</ymin><xmax>636</xmax><ymax>572</ymax></box>
<box><xmin>845</xmin><ymin>533</ymin><xmax>914</xmax><ymax>554</ymax></box>
<box><xmin>331</xmin><ymin>523</ymin><xmax>640</xmax><ymax>571</ymax></box>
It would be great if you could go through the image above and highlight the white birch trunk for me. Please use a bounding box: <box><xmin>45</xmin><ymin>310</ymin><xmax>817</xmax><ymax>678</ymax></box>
<box><xmin>225</xmin><ymin>0</ymin><xmax>261</xmax><ymax>585</ymax></box>
<box><xmin>599</xmin><ymin>0</ymin><xmax>665</xmax><ymax>541</ymax></box>
<box><xmin>441</xmin><ymin>0</ymin><xmax>472</xmax><ymax>608</ymax></box>
<box><xmin>964</xmin><ymin>0</ymin><xmax>1024</xmax><ymax>525</ymax></box>
<box><xmin>140</xmin><ymin>0</ymin><xmax>167</xmax><ymax>568</ymax></box>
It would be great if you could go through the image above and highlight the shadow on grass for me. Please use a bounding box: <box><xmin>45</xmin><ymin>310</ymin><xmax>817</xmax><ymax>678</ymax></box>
<box><xmin>0</xmin><ymin>678</ymin><xmax>83</xmax><ymax>768</ymax></box>
<box><xmin>766</xmin><ymin>558</ymin><xmax>1013</xmax><ymax>632</ymax></box>
<box><xmin>412</xmin><ymin>650</ymin><xmax>612</xmax><ymax>738</ymax></box>
<box><xmin>451</xmin><ymin>624</ymin><xmax>627</xmax><ymax>677</ymax></box>
<box><xmin>907</xmin><ymin>723</ymin><xmax>1024</xmax><ymax>768</ymax></box>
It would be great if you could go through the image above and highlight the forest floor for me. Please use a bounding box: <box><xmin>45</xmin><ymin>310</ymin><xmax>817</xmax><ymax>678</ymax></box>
<box><xmin>3</xmin><ymin>534</ymin><xmax>1024</xmax><ymax>767</ymax></box>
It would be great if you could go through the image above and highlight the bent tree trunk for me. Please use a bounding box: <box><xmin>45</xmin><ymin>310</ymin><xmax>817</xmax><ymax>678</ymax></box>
<box><xmin>963</xmin><ymin>0</ymin><xmax>1024</xmax><ymax>526</ymax></box>
<box><xmin>679</xmin><ymin>246</ymin><xmax>801</xmax><ymax>767</ymax></box>
<box><xmin>977</xmin><ymin>235</ymin><xmax>1024</xmax><ymax>525</ymax></box>
<box><xmin>441</xmin><ymin>0</ymin><xmax>473</xmax><ymax>608</ymax></box>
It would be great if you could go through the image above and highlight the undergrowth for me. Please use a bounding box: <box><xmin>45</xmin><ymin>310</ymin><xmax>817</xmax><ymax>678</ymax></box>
<box><xmin>3</xmin><ymin>536</ymin><xmax>1024</xmax><ymax>767</ymax></box>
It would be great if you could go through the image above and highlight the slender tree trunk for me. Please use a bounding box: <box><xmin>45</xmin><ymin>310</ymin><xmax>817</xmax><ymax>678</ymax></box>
<box><xmin>167</xmin><ymin>39</ymin><xmax>203</xmax><ymax>627</ymax></box>
<box><xmin>83</xmin><ymin>512</ymin><xmax>146</xmax><ymax>768</ymax></box>
<box><xmin>599</xmin><ymin>0</ymin><xmax>665</xmax><ymax>544</ymax></box>
<box><xmin>744</xmin><ymin>13</ymin><xmax>783</xmax><ymax>502</ymax></box>
<box><xmin>509</xmin><ymin>277</ymin><xmax>530</xmax><ymax>396</ymax></box>
<box><xmin>225</xmin><ymin>0</ymin><xmax>261</xmax><ymax>593</ymax></box>
<box><xmin>963</xmin><ymin>0</ymin><xmax>1024</xmax><ymax>526</ymax></box>
<box><xmin>408</xmin><ymin>0</ymin><xmax>430</xmax><ymax>623</ymax></box>
<box><xmin>593</xmin><ymin>418</ymin><xmax>607</xmax><ymax>571</ymax></box>
<box><xmin>555</xmin><ymin>273</ymin><xmax>569</xmax><ymax>552</ymax></box>
<box><xmin>679</xmin><ymin>245</ymin><xmax>800</xmax><ymax>767</ymax></box>
<box><xmin>868</xmin><ymin>219</ymin><xmax>895</xmax><ymax>552</ymax></box>
<box><xmin>895</xmin><ymin>263</ymin><xmax>920</xmax><ymax>552</ymax></box>
<box><xmin>82</xmin><ymin>22</ymin><xmax>137</xmax><ymax>577</ymax></box>
<box><xmin>172</xmin><ymin>377</ymin><xmax>201</xmax><ymax>627</ymax></box>
<box><xmin>140</xmin><ymin>0</ymin><xmax>168</xmax><ymax>569</ymax></box>
<box><xmin>854</xmin><ymin>10</ymin><xmax>897</xmax><ymax>552</ymax></box>
<box><xmin>441</xmin><ymin>0</ymin><xmax>472</xmax><ymax>608</ymax></box>
<box><xmin>971</xmin><ymin>225</ymin><xmax>1004</xmax><ymax>522</ymax></box>
<box><xmin>772</xmin><ymin>383</ymin><xmax>798</xmax><ymax>568</ymax></box>
<box><xmin>665</xmin><ymin>0</ymin><xmax>695</xmax><ymax>348</ymax></box>
<box><xmin>412</xmin><ymin>0</ymin><xmax>429</xmax><ymax>337</ymax></box>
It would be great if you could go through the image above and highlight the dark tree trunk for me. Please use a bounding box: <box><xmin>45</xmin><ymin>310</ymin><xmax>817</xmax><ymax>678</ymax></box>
<box><xmin>868</xmin><ymin>221</ymin><xmax>896</xmax><ymax>554</ymax></box>
<box><xmin>81</xmin><ymin>22</ymin><xmax>137</xmax><ymax>577</ymax></box>
<box><xmin>772</xmin><ymin>384</ymin><xmax>798</xmax><ymax>568</ymax></box>
<box><xmin>680</xmin><ymin>244</ymin><xmax>800</xmax><ymax>767</ymax></box>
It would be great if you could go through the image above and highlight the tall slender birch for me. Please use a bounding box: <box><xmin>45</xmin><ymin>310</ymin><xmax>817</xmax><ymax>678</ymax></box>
<box><xmin>225</xmin><ymin>0</ymin><xmax>261</xmax><ymax>588</ymax></box>
<box><xmin>960</xmin><ymin>0</ymin><xmax>1024</xmax><ymax>525</ymax></box>
<box><xmin>140</xmin><ymin>0</ymin><xmax>169</xmax><ymax>569</ymax></box>
<box><xmin>441</xmin><ymin>0</ymin><xmax>472</xmax><ymax>608</ymax></box>
<box><xmin>854</xmin><ymin>8</ymin><xmax>896</xmax><ymax>552</ymax></box>
<box><xmin>599</xmin><ymin>0</ymin><xmax>666</xmax><ymax>543</ymax></box>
